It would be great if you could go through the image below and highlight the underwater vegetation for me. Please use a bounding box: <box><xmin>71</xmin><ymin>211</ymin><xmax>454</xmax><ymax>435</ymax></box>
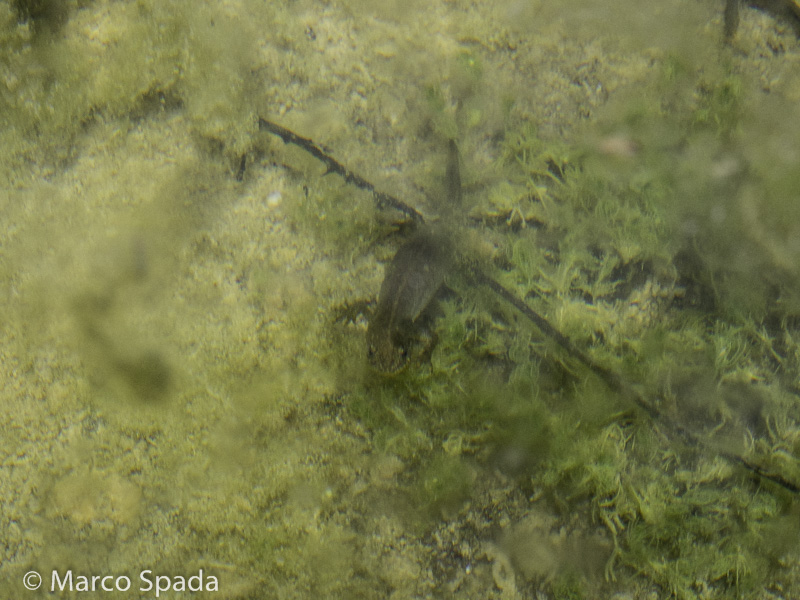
<box><xmin>0</xmin><ymin>0</ymin><xmax>261</xmax><ymax>185</ymax></box>
<box><xmin>3</xmin><ymin>0</ymin><xmax>800</xmax><ymax>598</ymax></box>
<box><xmin>301</xmin><ymin>48</ymin><xmax>800</xmax><ymax>600</ymax></box>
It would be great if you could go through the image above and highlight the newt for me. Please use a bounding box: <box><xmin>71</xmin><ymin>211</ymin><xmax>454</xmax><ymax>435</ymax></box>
<box><xmin>365</xmin><ymin>139</ymin><xmax>462</xmax><ymax>373</ymax></box>
<box><xmin>366</xmin><ymin>231</ymin><xmax>452</xmax><ymax>373</ymax></box>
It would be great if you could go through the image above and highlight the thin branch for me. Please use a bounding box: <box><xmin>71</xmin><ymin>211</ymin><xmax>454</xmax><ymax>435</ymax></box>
<box><xmin>258</xmin><ymin>117</ymin><xmax>425</xmax><ymax>223</ymax></box>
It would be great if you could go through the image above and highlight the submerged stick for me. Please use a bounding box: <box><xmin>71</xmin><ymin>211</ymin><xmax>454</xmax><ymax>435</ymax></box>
<box><xmin>258</xmin><ymin>118</ymin><xmax>424</xmax><ymax>223</ymax></box>
<box><xmin>258</xmin><ymin>116</ymin><xmax>800</xmax><ymax>494</ymax></box>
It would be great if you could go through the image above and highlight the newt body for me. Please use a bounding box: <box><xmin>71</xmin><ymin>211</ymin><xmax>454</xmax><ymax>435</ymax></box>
<box><xmin>366</xmin><ymin>232</ymin><xmax>451</xmax><ymax>373</ymax></box>
<box><xmin>365</xmin><ymin>139</ymin><xmax>462</xmax><ymax>373</ymax></box>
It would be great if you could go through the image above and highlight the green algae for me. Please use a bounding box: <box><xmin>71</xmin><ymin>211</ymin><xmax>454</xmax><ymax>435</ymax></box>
<box><xmin>340</xmin><ymin>30</ymin><xmax>800</xmax><ymax>598</ymax></box>
<box><xmin>2</xmin><ymin>0</ymin><xmax>800</xmax><ymax>599</ymax></box>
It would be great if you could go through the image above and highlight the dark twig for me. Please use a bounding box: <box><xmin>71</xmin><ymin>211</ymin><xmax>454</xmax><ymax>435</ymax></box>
<box><xmin>258</xmin><ymin>117</ymin><xmax>425</xmax><ymax>223</ymax></box>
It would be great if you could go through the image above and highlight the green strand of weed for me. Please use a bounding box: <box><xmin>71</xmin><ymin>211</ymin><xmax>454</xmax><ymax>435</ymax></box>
<box><xmin>470</xmin><ymin>266</ymin><xmax>800</xmax><ymax>495</ymax></box>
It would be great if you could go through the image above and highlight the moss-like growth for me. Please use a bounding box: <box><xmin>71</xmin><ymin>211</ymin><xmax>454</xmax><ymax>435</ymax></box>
<box><xmin>346</xmin><ymin>53</ymin><xmax>800</xmax><ymax>597</ymax></box>
<box><xmin>0</xmin><ymin>0</ymin><xmax>265</xmax><ymax>181</ymax></box>
<box><xmin>4</xmin><ymin>1</ymin><xmax>800</xmax><ymax>598</ymax></box>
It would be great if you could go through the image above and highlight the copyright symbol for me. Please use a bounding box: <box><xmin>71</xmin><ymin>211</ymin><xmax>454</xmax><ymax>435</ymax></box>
<box><xmin>23</xmin><ymin>571</ymin><xmax>42</xmax><ymax>590</ymax></box>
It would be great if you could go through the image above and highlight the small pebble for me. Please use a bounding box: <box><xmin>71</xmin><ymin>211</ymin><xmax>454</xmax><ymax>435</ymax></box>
<box><xmin>266</xmin><ymin>191</ymin><xmax>282</xmax><ymax>208</ymax></box>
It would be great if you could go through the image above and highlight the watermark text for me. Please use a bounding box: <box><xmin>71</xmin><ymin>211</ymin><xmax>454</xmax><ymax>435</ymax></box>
<box><xmin>35</xmin><ymin>569</ymin><xmax>219</xmax><ymax>596</ymax></box>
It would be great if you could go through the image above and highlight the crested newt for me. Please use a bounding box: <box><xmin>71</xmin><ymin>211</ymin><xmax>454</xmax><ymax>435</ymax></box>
<box><xmin>366</xmin><ymin>231</ymin><xmax>452</xmax><ymax>373</ymax></box>
<box><xmin>366</xmin><ymin>140</ymin><xmax>461</xmax><ymax>373</ymax></box>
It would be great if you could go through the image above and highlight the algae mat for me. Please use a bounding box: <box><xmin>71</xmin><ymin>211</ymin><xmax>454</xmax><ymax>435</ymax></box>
<box><xmin>3</xmin><ymin>1</ymin><xmax>800</xmax><ymax>598</ymax></box>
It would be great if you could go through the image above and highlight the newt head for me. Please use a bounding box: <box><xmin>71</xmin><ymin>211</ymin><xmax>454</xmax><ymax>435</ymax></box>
<box><xmin>366</xmin><ymin>315</ymin><xmax>411</xmax><ymax>374</ymax></box>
